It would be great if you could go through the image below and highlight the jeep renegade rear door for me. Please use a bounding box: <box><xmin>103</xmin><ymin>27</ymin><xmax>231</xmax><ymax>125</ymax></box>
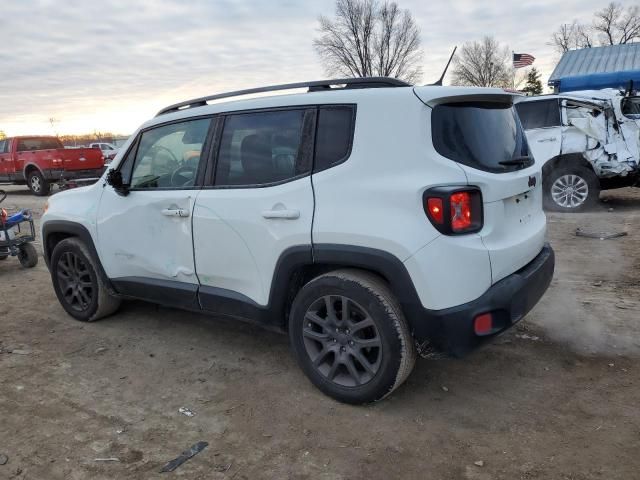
<box><xmin>192</xmin><ymin>108</ymin><xmax>315</xmax><ymax>309</ymax></box>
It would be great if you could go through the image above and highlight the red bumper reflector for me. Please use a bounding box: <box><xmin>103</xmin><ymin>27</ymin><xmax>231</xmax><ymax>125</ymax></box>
<box><xmin>474</xmin><ymin>313</ymin><xmax>493</xmax><ymax>336</ymax></box>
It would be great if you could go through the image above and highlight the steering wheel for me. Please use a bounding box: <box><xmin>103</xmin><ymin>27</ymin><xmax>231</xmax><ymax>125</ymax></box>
<box><xmin>150</xmin><ymin>145</ymin><xmax>180</xmax><ymax>175</ymax></box>
<box><xmin>170</xmin><ymin>164</ymin><xmax>197</xmax><ymax>186</ymax></box>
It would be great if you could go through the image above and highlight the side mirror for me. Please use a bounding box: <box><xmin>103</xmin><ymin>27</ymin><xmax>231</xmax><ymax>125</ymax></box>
<box><xmin>106</xmin><ymin>169</ymin><xmax>129</xmax><ymax>196</ymax></box>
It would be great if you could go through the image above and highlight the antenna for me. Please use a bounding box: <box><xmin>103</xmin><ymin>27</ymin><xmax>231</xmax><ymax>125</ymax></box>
<box><xmin>431</xmin><ymin>46</ymin><xmax>457</xmax><ymax>86</ymax></box>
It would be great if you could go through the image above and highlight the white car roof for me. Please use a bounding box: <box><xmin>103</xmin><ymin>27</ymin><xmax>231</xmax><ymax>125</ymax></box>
<box><xmin>517</xmin><ymin>88</ymin><xmax>624</xmax><ymax>104</ymax></box>
<box><xmin>141</xmin><ymin>83</ymin><xmax>517</xmax><ymax>131</ymax></box>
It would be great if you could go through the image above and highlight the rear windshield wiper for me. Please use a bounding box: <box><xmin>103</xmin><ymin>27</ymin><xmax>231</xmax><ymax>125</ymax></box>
<box><xmin>499</xmin><ymin>156</ymin><xmax>533</xmax><ymax>167</ymax></box>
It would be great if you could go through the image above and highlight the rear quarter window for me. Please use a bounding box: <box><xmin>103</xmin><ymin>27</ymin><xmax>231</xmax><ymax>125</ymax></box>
<box><xmin>515</xmin><ymin>99</ymin><xmax>561</xmax><ymax>130</ymax></box>
<box><xmin>432</xmin><ymin>102</ymin><xmax>530</xmax><ymax>173</ymax></box>
<box><xmin>314</xmin><ymin>106</ymin><xmax>355</xmax><ymax>172</ymax></box>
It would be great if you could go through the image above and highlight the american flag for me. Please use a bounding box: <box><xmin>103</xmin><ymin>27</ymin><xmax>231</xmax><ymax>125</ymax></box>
<box><xmin>513</xmin><ymin>53</ymin><xmax>535</xmax><ymax>68</ymax></box>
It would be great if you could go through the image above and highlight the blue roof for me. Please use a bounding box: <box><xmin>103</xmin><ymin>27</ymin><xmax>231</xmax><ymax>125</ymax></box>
<box><xmin>549</xmin><ymin>44</ymin><xmax>640</xmax><ymax>90</ymax></box>
<box><xmin>557</xmin><ymin>71</ymin><xmax>640</xmax><ymax>92</ymax></box>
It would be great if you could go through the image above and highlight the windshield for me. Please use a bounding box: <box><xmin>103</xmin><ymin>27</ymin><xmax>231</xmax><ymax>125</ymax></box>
<box><xmin>432</xmin><ymin>102</ymin><xmax>531</xmax><ymax>173</ymax></box>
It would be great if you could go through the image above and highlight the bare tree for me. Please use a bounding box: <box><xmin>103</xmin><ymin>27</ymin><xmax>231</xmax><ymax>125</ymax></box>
<box><xmin>451</xmin><ymin>36</ymin><xmax>512</xmax><ymax>88</ymax></box>
<box><xmin>550</xmin><ymin>2</ymin><xmax>639</xmax><ymax>52</ymax></box>
<box><xmin>594</xmin><ymin>2</ymin><xmax>640</xmax><ymax>45</ymax></box>
<box><xmin>314</xmin><ymin>0</ymin><xmax>423</xmax><ymax>83</ymax></box>
<box><xmin>550</xmin><ymin>21</ymin><xmax>594</xmax><ymax>53</ymax></box>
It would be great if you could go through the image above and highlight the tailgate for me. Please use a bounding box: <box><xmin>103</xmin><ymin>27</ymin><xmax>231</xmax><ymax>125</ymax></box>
<box><xmin>57</xmin><ymin>148</ymin><xmax>104</xmax><ymax>171</ymax></box>
<box><xmin>421</xmin><ymin>88</ymin><xmax>547</xmax><ymax>284</ymax></box>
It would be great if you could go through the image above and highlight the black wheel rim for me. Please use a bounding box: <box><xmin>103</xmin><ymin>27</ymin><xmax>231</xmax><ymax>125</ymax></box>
<box><xmin>303</xmin><ymin>295</ymin><xmax>382</xmax><ymax>387</ymax></box>
<box><xmin>56</xmin><ymin>252</ymin><xmax>93</xmax><ymax>312</ymax></box>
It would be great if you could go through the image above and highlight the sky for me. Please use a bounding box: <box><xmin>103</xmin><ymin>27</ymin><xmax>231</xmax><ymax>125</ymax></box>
<box><xmin>0</xmin><ymin>0</ymin><xmax>623</xmax><ymax>136</ymax></box>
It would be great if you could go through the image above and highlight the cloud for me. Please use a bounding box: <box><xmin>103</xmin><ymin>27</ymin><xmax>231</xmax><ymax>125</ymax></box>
<box><xmin>0</xmin><ymin>0</ymin><xmax>632</xmax><ymax>135</ymax></box>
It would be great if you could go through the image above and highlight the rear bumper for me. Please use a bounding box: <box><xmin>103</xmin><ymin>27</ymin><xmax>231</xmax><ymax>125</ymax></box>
<box><xmin>414</xmin><ymin>243</ymin><xmax>555</xmax><ymax>357</ymax></box>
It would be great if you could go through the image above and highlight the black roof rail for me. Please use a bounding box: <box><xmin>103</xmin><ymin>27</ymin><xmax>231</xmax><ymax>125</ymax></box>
<box><xmin>156</xmin><ymin>77</ymin><xmax>410</xmax><ymax>116</ymax></box>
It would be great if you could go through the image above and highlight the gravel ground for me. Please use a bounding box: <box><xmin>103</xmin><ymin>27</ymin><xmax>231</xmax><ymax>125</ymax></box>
<box><xmin>0</xmin><ymin>184</ymin><xmax>639</xmax><ymax>480</ymax></box>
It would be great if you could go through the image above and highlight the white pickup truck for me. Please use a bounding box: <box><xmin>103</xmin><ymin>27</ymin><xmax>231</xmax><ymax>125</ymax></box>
<box><xmin>516</xmin><ymin>89</ymin><xmax>640</xmax><ymax>211</ymax></box>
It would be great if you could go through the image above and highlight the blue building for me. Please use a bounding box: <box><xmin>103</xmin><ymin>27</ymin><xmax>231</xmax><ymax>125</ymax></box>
<box><xmin>549</xmin><ymin>43</ymin><xmax>640</xmax><ymax>93</ymax></box>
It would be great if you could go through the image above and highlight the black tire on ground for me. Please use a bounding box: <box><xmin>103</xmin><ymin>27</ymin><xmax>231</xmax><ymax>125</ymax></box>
<box><xmin>27</xmin><ymin>169</ymin><xmax>50</xmax><ymax>196</ymax></box>
<box><xmin>50</xmin><ymin>238</ymin><xmax>121</xmax><ymax>321</ymax></box>
<box><xmin>17</xmin><ymin>243</ymin><xmax>38</xmax><ymax>268</ymax></box>
<box><xmin>289</xmin><ymin>269</ymin><xmax>416</xmax><ymax>404</ymax></box>
<box><xmin>543</xmin><ymin>164</ymin><xmax>600</xmax><ymax>212</ymax></box>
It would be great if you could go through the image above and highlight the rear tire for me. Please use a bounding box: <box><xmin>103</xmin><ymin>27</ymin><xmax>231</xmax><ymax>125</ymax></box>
<box><xmin>543</xmin><ymin>165</ymin><xmax>600</xmax><ymax>212</ymax></box>
<box><xmin>50</xmin><ymin>238</ymin><xmax>121</xmax><ymax>321</ymax></box>
<box><xmin>27</xmin><ymin>170</ymin><xmax>50</xmax><ymax>196</ymax></box>
<box><xmin>289</xmin><ymin>269</ymin><xmax>416</xmax><ymax>404</ymax></box>
<box><xmin>18</xmin><ymin>243</ymin><xmax>38</xmax><ymax>268</ymax></box>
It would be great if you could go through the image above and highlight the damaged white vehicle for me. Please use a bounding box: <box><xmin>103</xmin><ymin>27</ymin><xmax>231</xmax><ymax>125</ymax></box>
<box><xmin>516</xmin><ymin>89</ymin><xmax>640</xmax><ymax>211</ymax></box>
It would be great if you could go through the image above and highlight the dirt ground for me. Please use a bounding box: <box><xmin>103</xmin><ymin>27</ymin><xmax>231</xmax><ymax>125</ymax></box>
<box><xmin>1</xmin><ymin>184</ymin><xmax>639</xmax><ymax>480</ymax></box>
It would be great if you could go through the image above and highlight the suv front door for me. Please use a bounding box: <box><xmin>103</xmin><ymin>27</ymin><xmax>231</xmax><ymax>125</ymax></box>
<box><xmin>96</xmin><ymin>117</ymin><xmax>213</xmax><ymax>308</ymax></box>
<box><xmin>192</xmin><ymin>108</ymin><xmax>315</xmax><ymax>315</ymax></box>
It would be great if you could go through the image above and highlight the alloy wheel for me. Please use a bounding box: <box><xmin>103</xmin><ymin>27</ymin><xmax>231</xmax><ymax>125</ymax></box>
<box><xmin>56</xmin><ymin>252</ymin><xmax>93</xmax><ymax>312</ymax></box>
<box><xmin>30</xmin><ymin>175</ymin><xmax>41</xmax><ymax>193</ymax></box>
<box><xmin>551</xmin><ymin>174</ymin><xmax>589</xmax><ymax>208</ymax></box>
<box><xmin>303</xmin><ymin>295</ymin><xmax>382</xmax><ymax>387</ymax></box>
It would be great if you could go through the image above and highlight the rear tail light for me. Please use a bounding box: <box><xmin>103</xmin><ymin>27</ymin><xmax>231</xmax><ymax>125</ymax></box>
<box><xmin>423</xmin><ymin>187</ymin><xmax>483</xmax><ymax>235</ymax></box>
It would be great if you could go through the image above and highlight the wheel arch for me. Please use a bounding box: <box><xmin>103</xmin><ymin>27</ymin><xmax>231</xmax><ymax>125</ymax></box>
<box><xmin>42</xmin><ymin>220</ymin><xmax>115</xmax><ymax>293</ymax></box>
<box><xmin>270</xmin><ymin>244</ymin><xmax>423</xmax><ymax>333</ymax></box>
<box><xmin>541</xmin><ymin>153</ymin><xmax>596</xmax><ymax>182</ymax></box>
<box><xmin>23</xmin><ymin>163</ymin><xmax>44</xmax><ymax>178</ymax></box>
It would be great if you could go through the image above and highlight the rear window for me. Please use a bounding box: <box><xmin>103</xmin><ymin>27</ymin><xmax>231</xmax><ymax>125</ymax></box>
<box><xmin>17</xmin><ymin>137</ymin><xmax>63</xmax><ymax>152</ymax></box>
<box><xmin>432</xmin><ymin>102</ymin><xmax>530</xmax><ymax>173</ymax></box>
<box><xmin>515</xmin><ymin>99</ymin><xmax>561</xmax><ymax>130</ymax></box>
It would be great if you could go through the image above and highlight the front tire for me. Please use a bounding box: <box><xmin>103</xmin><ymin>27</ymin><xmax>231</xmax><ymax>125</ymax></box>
<box><xmin>544</xmin><ymin>165</ymin><xmax>600</xmax><ymax>212</ymax></box>
<box><xmin>27</xmin><ymin>170</ymin><xmax>50</xmax><ymax>196</ymax></box>
<box><xmin>289</xmin><ymin>269</ymin><xmax>416</xmax><ymax>404</ymax></box>
<box><xmin>50</xmin><ymin>238</ymin><xmax>121</xmax><ymax>321</ymax></box>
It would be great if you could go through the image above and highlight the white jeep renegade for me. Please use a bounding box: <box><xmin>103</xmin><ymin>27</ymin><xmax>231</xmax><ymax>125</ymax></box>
<box><xmin>42</xmin><ymin>78</ymin><xmax>554</xmax><ymax>404</ymax></box>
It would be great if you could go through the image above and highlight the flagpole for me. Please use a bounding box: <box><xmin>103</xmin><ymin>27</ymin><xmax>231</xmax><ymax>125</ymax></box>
<box><xmin>512</xmin><ymin>51</ymin><xmax>515</xmax><ymax>90</ymax></box>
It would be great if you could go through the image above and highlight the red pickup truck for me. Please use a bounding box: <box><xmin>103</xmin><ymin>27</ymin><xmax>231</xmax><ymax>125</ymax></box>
<box><xmin>0</xmin><ymin>136</ymin><xmax>106</xmax><ymax>196</ymax></box>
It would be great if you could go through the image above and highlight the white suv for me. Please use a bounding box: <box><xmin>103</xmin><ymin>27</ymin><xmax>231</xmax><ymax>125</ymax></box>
<box><xmin>42</xmin><ymin>78</ymin><xmax>554</xmax><ymax>404</ymax></box>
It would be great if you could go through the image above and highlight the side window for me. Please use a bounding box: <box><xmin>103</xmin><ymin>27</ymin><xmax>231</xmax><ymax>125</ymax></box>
<box><xmin>214</xmin><ymin>110</ymin><xmax>306</xmax><ymax>186</ymax></box>
<box><xmin>0</xmin><ymin>140</ymin><xmax>5</xmax><ymax>154</ymax></box>
<box><xmin>128</xmin><ymin>118</ymin><xmax>211</xmax><ymax>189</ymax></box>
<box><xmin>622</xmin><ymin>97</ymin><xmax>640</xmax><ymax>118</ymax></box>
<box><xmin>515</xmin><ymin>100</ymin><xmax>561</xmax><ymax>130</ymax></box>
<box><xmin>314</xmin><ymin>106</ymin><xmax>355</xmax><ymax>172</ymax></box>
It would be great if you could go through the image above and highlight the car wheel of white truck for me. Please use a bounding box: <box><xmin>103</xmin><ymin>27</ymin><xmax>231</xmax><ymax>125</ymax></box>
<box><xmin>51</xmin><ymin>238</ymin><xmax>121</xmax><ymax>321</ymax></box>
<box><xmin>544</xmin><ymin>165</ymin><xmax>600</xmax><ymax>212</ymax></box>
<box><xmin>27</xmin><ymin>170</ymin><xmax>50</xmax><ymax>196</ymax></box>
<box><xmin>289</xmin><ymin>269</ymin><xmax>416</xmax><ymax>404</ymax></box>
